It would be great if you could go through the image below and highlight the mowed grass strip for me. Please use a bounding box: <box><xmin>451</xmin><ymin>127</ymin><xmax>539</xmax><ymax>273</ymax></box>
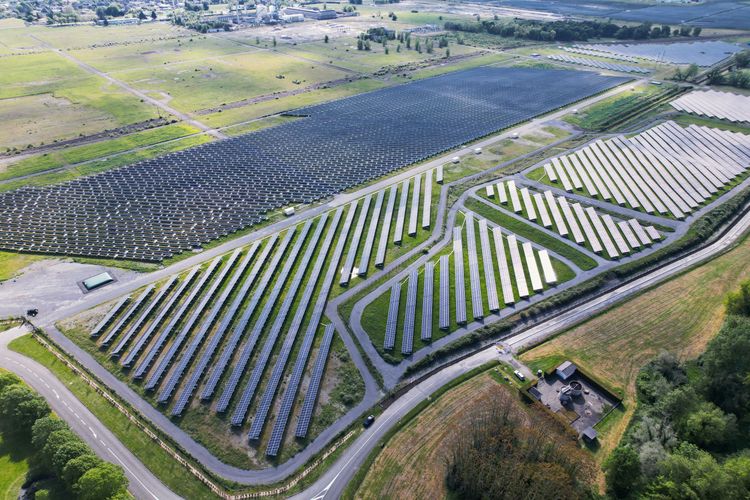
<box><xmin>521</xmin><ymin>234</ymin><xmax>750</xmax><ymax>460</ymax></box>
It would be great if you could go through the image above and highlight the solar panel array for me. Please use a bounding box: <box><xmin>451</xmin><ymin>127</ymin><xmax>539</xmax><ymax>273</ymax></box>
<box><xmin>547</xmin><ymin>54</ymin><xmax>650</xmax><ymax>74</ymax></box>
<box><xmin>529</xmin><ymin>121</ymin><xmax>750</xmax><ymax>221</ymax></box>
<box><xmin>563</xmin><ymin>46</ymin><xmax>639</xmax><ymax>63</ymax></box>
<box><xmin>671</xmin><ymin>90</ymin><xmax>750</xmax><ymax>124</ymax></box>
<box><xmin>382</xmin><ymin>214</ymin><xmax>562</xmax><ymax>348</ymax></box>
<box><xmin>0</xmin><ymin>67</ymin><xmax>627</xmax><ymax>261</ymax></box>
<box><xmin>486</xmin><ymin>182</ymin><xmax>661</xmax><ymax>259</ymax></box>
<box><xmin>100</xmin><ymin>286</ymin><xmax>154</xmax><ymax>348</ymax></box>
<box><xmin>576</xmin><ymin>41</ymin><xmax>741</xmax><ymax>66</ymax></box>
<box><xmin>83</xmin><ymin>172</ymin><xmax>459</xmax><ymax>458</ymax></box>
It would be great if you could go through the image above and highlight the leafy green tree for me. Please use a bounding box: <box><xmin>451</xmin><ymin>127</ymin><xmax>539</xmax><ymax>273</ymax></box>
<box><xmin>53</xmin><ymin>440</ymin><xmax>91</xmax><ymax>478</ymax></box>
<box><xmin>63</xmin><ymin>454</ymin><xmax>103</xmax><ymax>488</ymax></box>
<box><xmin>75</xmin><ymin>462</ymin><xmax>128</xmax><ymax>500</ymax></box>
<box><xmin>0</xmin><ymin>384</ymin><xmax>50</xmax><ymax>436</ymax></box>
<box><xmin>726</xmin><ymin>280</ymin><xmax>750</xmax><ymax>316</ymax></box>
<box><xmin>42</xmin><ymin>429</ymin><xmax>80</xmax><ymax>469</ymax></box>
<box><xmin>32</xmin><ymin>416</ymin><xmax>68</xmax><ymax>450</ymax></box>
<box><xmin>693</xmin><ymin>26</ymin><xmax>702</xmax><ymax>37</ymax></box>
<box><xmin>700</xmin><ymin>315</ymin><xmax>750</xmax><ymax>419</ymax></box>
<box><xmin>604</xmin><ymin>445</ymin><xmax>641</xmax><ymax>498</ymax></box>
<box><xmin>0</xmin><ymin>372</ymin><xmax>21</xmax><ymax>392</ymax></box>
<box><xmin>681</xmin><ymin>402</ymin><xmax>737</xmax><ymax>450</ymax></box>
<box><xmin>151</xmin><ymin>10</ymin><xmax>157</xmax><ymax>20</ymax></box>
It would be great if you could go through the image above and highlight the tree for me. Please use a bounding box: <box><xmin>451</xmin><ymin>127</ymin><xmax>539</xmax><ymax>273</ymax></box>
<box><xmin>272</xmin><ymin>36</ymin><xmax>277</xmax><ymax>47</ymax></box>
<box><xmin>681</xmin><ymin>402</ymin><xmax>737</xmax><ymax>450</ymax></box>
<box><xmin>42</xmin><ymin>429</ymin><xmax>80</xmax><ymax>469</ymax></box>
<box><xmin>138</xmin><ymin>10</ymin><xmax>146</xmax><ymax>20</ymax></box>
<box><xmin>63</xmin><ymin>454</ymin><xmax>102</xmax><ymax>487</ymax></box>
<box><xmin>53</xmin><ymin>440</ymin><xmax>91</xmax><ymax>479</ymax></box>
<box><xmin>604</xmin><ymin>445</ymin><xmax>641</xmax><ymax>498</ymax></box>
<box><xmin>324</xmin><ymin>34</ymin><xmax>329</xmax><ymax>43</ymax></box>
<box><xmin>32</xmin><ymin>416</ymin><xmax>68</xmax><ymax>450</ymax></box>
<box><xmin>75</xmin><ymin>463</ymin><xmax>128</xmax><ymax>500</ymax></box>
<box><xmin>0</xmin><ymin>384</ymin><xmax>50</xmax><ymax>436</ymax></box>
<box><xmin>700</xmin><ymin>315</ymin><xmax>750</xmax><ymax>418</ymax></box>
<box><xmin>693</xmin><ymin>26</ymin><xmax>702</xmax><ymax>37</ymax></box>
<box><xmin>735</xmin><ymin>52</ymin><xmax>750</xmax><ymax>69</ymax></box>
<box><xmin>151</xmin><ymin>10</ymin><xmax>157</xmax><ymax>20</ymax></box>
<box><xmin>726</xmin><ymin>280</ymin><xmax>750</xmax><ymax>316</ymax></box>
<box><xmin>0</xmin><ymin>372</ymin><xmax>21</xmax><ymax>392</ymax></box>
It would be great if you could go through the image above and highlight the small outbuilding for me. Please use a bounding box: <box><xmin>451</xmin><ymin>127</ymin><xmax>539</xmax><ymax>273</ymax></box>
<box><xmin>556</xmin><ymin>361</ymin><xmax>578</xmax><ymax>381</ymax></box>
<box><xmin>582</xmin><ymin>427</ymin><xmax>598</xmax><ymax>442</ymax></box>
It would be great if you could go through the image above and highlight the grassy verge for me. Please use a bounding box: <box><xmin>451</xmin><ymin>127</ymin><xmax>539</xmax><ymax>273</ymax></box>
<box><xmin>0</xmin><ymin>251</ymin><xmax>44</xmax><ymax>282</ymax></box>
<box><xmin>0</xmin><ymin>408</ymin><xmax>30</xmax><ymax>500</ymax></box>
<box><xmin>0</xmin><ymin>124</ymin><xmax>200</xmax><ymax>182</ymax></box>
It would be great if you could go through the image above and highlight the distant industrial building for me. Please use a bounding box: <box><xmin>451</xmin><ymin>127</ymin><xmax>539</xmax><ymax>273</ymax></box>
<box><xmin>283</xmin><ymin>7</ymin><xmax>337</xmax><ymax>20</ymax></box>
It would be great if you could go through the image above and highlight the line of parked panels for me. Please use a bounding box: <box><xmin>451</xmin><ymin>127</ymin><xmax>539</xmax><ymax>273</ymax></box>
<box><xmin>486</xmin><ymin>182</ymin><xmax>661</xmax><ymax>260</ymax></box>
<box><xmin>340</xmin><ymin>167</ymin><xmax>440</xmax><ymax>285</ymax></box>
<box><xmin>547</xmin><ymin>54</ymin><xmax>650</xmax><ymax>74</ymax></box>
<box><xmin>536</xmin><ymin>121</ymin><xmax>750</xmax><ymax>220</ymax></box>
<box><xmin>563</xmin><ymin>46</ymin><xmax>640</xmax><ymax>63</ymax></box>
<box><xmin>87</xmin><ymin>204</ymin><xmax>360</xmax><ymax>457</ymax></box>
<box><xmin>671</xmin><ymin>90</ymin><xmax>750</xmax><ymax>124</ymax></box>
<box><xmin>383</xmin><ymin>214</ymin><xmax>559</xmax><ymax>351</ymax></box>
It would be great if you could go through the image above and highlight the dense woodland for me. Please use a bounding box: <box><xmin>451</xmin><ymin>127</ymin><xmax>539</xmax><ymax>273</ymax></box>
<box><xmin>444</xmin><ymin>386</ymin><xmax>596</xmax><ymax>499</ymax></box>
<box><xmin>604</xmin><ymin>281</ymin><xmax>750</xmax><ymax>499</ymax></box>
<box><xmin>0</xmin><ymin>370</ymin><xmax>128</xmax><ymax>499</ymax></box>
<box><xmin>444</xmin><ymin>19</ymin><xmax>701</xmax><ymax>42</ymax></box>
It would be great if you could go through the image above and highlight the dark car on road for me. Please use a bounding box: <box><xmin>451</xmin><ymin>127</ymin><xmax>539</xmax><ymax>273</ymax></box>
<box><xmin>363</xmin><ymin>415</ymin><xmax>375</xmax><ymax>428</ymax></box>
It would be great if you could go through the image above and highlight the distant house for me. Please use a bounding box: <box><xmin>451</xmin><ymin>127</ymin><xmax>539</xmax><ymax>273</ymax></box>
<box><xmin>556</xmin><ymin>361</ymin><xmax>577</xmax><ymax>381</ymax></box>
<box><xmin>283</xmin><ymin>7</ymin><xmax>336</xmax><ymax>20</ymax></box>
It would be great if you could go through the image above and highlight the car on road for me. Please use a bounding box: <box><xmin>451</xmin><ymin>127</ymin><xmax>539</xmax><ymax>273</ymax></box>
<box><xmin>363</xmin><ymin>415</ymin><xmax>375</xmax><ymax>428</ymax></box>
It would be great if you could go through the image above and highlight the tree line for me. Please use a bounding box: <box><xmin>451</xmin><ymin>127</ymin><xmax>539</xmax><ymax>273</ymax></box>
<box><xmin>0</xmin><ymin>370</ymin><xmax>128</xmax><ymax>499</ymax></box>
<box><xmin>604</xmin><ymin>283</ymin><xmax>750</xmax><ymax>498</ymax></box>
<box><xmin>444</xmin><ymin>19</ymin><xmax>702</xmax><ymax>42</ymax></box>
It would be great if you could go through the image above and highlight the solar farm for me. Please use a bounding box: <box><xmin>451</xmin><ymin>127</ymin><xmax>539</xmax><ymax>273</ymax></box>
<box><xmin>6</xmin><ymin>6</ymin><xmax>750</xmax><ymax>497</ymax></box>
<box><xmin>575</xmin><ymin>41</ymin><xmax>742</xmax><ymax>66</ymax></box>
<box><xmin>0</xmin><ymin>67</ymin><xmax>627</xmax><ymax>262</ymax></box>
<box><xmin>671</xmin><ymin>90</ymin><xmax>750</xmax><ymax>123</ymax></box>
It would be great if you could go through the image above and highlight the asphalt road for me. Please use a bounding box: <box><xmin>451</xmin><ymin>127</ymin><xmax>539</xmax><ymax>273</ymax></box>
<box><xmin>293</xmin><ymin>206</ymin><xmax>750</xmax><ymax>500</ymax></box>
<box><xmin>0</xmin><ymin>325</ymin><xmax>180</xmax><ymax>500</ymax></box>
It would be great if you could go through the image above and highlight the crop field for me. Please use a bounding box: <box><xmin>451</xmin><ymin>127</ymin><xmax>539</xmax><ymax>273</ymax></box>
<box><xmin>521</xmin><ymin>234</ymin><xmax>750</xmax><ymax>458</ymax></box>
<box><xmin>354</xmin><ymin>371</ymin><xmax>505</xmax><ymax>499</ymax></box>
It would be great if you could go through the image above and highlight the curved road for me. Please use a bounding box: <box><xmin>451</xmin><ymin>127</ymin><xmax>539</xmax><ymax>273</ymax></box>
<box><xmin>0</xmin><ymin>325</ymin><xmax>180</xmax><ymax>500</ymax></box>
<box><xmin>293</xmin><ymin>205</ymin><xmax>750</xmax><ymax>500</ymax></box>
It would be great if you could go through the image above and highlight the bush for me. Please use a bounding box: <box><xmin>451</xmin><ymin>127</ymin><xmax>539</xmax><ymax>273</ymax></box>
<box><xmin>76</xmin><ymin>462</ymin><xmax>128</xmax><ymax>500</ymax></box>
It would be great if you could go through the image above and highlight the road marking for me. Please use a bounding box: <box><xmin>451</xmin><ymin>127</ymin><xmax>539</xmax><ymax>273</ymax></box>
<box><xmin>108</xmin><ymin>447</ymin><xmax>160</xmax><ymax>500</ymax></box>
<box><xmin>89</xmin><ymin>427</ymin><xmax>97</xmax><ymax>439</ymax></box>
<box><xmin>52</xmin><ymin>389</ymin><xmax>59</xmax><ymax>399</ymax></box>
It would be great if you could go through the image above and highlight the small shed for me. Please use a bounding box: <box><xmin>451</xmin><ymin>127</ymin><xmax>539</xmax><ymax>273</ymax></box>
<box><xmin>556</xmin><ymin>361</ymin><xmax>577</xmax><ymax>381</ymax></box>
<box><xmin>582</xmin><ymin>427</ymin><xmax>598</xmax><ymax>442</ymax></box>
